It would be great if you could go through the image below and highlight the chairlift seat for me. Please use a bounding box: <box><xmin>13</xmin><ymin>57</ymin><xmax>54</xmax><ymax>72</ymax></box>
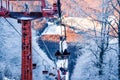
<box><xmin>32</xmin><ymin>63</ymin><xmax>36</xmax><ymax>69</ymax></box>
<box><xmin>62</xmin><ymin>55</ymin><xmax>69</xmax><ymax>59</ymax></box>
<box><xmin>55</xmin><ymin>50</ymin><xmax>62</xmax><ymax>57</ymax></box>
<box><xmin>63</xmin><ymin>49</ymin><xmax>70</xmax><ymax>58</ymax></box>
<box><xmin>60</xmin><ymin>67</ymin><xmax>65</xmax><ymax>72</ymax></box>
<box><xmin>49</xmin><ymin>73</ymin><xmax>54</xmax><ymax>76</ymax></box>
<box><xmin>55</xmin><ymin>50</ymin><xmax>70</xmax><ymax>59</ymax></box>
<box><xmin>52</xmin><ymin>74</ymin><xmax>56</xmax><ymax>76</ymax></box>
<box><xmin>63</xmin><ymin>50</ymin><xmax>70</xmax><ymax>55</ymax></box>
<box><xmin>55</xmin><ymin>77</ymin><xmax>57</xmax><ymax>80</ymax></box>
<box><xmin>42</xmin><ymin>71</ymin><xmax>48</xmax><ymax>74</ymax></box>
<box><xmin>17</xmin><ymin>20</ymin><xmax>21</xmax><ymax>23</ymax></box>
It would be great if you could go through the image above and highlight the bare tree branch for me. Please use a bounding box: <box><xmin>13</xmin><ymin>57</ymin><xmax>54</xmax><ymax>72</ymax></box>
<box><xmin>110</xmin><ymin>0</ymin><xmax>120</xmax><ymax>14</ymax></box>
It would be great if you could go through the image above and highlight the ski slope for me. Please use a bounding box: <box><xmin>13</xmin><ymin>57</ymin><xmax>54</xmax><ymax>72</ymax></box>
<box><xmin>0</xmin><ymin>18</ymin><xmax>56</xmax><ymax>80</ymax></box>
<box><xmin>42</xmin><ymin>22</ymin><xmax>69</xmax><ymax>80</ymax></box>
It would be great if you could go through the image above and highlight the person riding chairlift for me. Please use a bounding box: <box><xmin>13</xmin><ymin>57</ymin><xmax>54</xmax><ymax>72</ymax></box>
<box><xmin>55</xmin><ymin>50</ymin><xmax>62</xmax><ymax>56</ymax></box>
<box><xmin>63</xmin><ymin>49</ymin><xmax>68</xmax><ymax>55</ymax></box>
<box><xmin>60</xmin><ymin>67</ymin><xmax>67</xmax><ymax>75</ymax></box>
<box><xmin>24</xmin><ymin>3</ymin><xmax>29</xmax><ymax>12</ymax></box>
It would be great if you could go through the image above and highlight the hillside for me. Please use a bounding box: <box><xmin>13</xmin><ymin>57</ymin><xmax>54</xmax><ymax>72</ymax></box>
<box><xmin>47</xmin><ymin>0</ymin><xmax>101</xmax><ymax>17</ymax></box>
<box><xmin>0</xmin><ymin>0</ymin><xmax>119</xmax><ymax>80</ymax></box>
<box><xmin>3</xmin><ymin>0</ymin><xmax>101</xmax><ymax>17</ymax></box>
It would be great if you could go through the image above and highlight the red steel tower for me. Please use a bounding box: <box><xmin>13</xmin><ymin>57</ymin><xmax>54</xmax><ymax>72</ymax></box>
<box><xmin>0</xmin><ymin>0</ymin><xmax>58</xmax><ymax>80</ymax></box>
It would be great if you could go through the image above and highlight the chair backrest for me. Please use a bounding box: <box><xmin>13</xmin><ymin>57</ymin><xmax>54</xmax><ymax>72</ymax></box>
<box><xmin>42</xmin><ymin>71</ymin><xmax>48</xmax><ymax>74</ymax></box>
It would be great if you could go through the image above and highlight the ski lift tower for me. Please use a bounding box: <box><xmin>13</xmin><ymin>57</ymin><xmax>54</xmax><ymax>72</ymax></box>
<box><xmin>0</xmin><ymin>0</ymin><xmax>58</xmax><ymax>80</ymax></box>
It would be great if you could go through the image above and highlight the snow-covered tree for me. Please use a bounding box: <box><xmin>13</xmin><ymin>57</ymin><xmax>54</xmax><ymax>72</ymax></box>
<box><xmin>71</xmin><ymin>0</ymin><xmax>119</xmax><ymax>80</ymax></box>
<box><xmin>109</xmin><ymin>0</ymin><xmax>120</xmax><ymax>79</ymax></box>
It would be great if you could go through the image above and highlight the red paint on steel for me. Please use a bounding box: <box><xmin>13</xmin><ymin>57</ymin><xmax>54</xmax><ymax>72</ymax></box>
<box><xmin>0</xmin><ymin>0</ymin><xmax>58</xmax><ymax>80</ymax></box>
<box><xmin>21</xmin><ymin>20</ymin><xmax>32</xmax><ymax>80</ymax></box>
<box><xmin>57</xmin><ymin>70</ymin><xmax>61</xmax><ymax>80</ymax></box>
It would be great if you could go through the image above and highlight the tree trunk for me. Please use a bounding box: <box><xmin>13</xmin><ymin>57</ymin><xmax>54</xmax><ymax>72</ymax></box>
<box><xmin>99</xmin><ymin>50</ymin><xmax>104</xmax><ymax>77</ymax></box>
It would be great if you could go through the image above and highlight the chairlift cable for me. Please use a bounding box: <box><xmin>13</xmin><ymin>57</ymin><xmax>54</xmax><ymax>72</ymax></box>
<box><xmin>3</xmin><ymin>18</ymin><xmax>55</xmax><ymax>68</ymax></box>
<box><xmin>39</xmin><ymin>36</ymin><xmax>57</xmax><ymax>68</ymax></box>
<box><xmin>60</xmin><ymin>25</ymin><xmax>64</xmax><ymax>53</ymax></box>
<box><xmin>40</xmin><ymin>35</ymin><xmax>56</xmax><ymax>60</ymax></box>
<box><xmin>4</xmin><ymin>18</ymin><xmax>21</xmax><ymax>36</ymax></box>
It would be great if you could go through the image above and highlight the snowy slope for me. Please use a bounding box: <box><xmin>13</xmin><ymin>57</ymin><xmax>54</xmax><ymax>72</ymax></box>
<box><xmin>62</xmin><ymin>17</ymin><xmax>101</xmax><ymax>31</ymax></box>
<box><xmin>0</xmin><ymin>17</ymin><xmax>56</xmax><ymax>80</ymax></box>
<box><xmin>41</xmin><ymin>22</ymin><xmax>69</xmax><ymax>80</ymax></box>
<box><xmin>71</xmin><ymin>38</ymin><xmax>118</xmax><ymax>80</ymax></box>
<box><xmin>41</xmin><ymin>22</ymin><xmax>64</xmax><ymax>35</ymax></box>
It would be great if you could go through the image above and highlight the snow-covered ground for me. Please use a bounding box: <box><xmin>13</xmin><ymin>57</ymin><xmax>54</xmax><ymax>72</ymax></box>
<box><xmin>0</xmin><ymin>17</ymin><xmax>70</xmax><ymax>80</ymax></box>
<box><xmin>71</xmin><ymin>37</ymin><xmax>118</xmax><ymax>80</ymax></box>
<box><xmin>62</xmin><ymin>17</ymin><xmax>101</xmax><ymax>31</ymax></box>
<box><xmin>0</xmin><ymin>16</ymin><xmax>118</xmax><ymax>80</ymax></box>
<box><xmin>41</xmin><ymin>22</ymin><xmax>65</xmax><ymax>35</ymax></box>
<box><xmin>0</xmin><ymin>18</ymin><xmax>57</xmax><ymax>80</ymax></box>
<box><xmin>41</xmin><ymin>22</ymin><xmax>69</xmax><ymax>80</ymax></box>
